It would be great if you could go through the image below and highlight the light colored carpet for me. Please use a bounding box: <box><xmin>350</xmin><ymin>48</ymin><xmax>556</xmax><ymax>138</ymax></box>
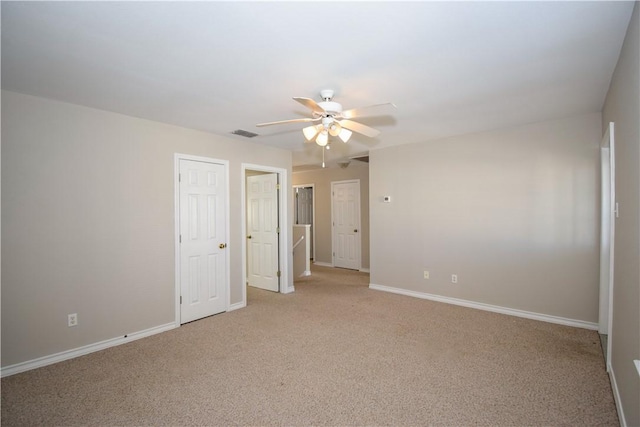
<box><xmin>1</xmin><ymin>265</ymin><xmax>618</xmax><ymax>426</ymax></box>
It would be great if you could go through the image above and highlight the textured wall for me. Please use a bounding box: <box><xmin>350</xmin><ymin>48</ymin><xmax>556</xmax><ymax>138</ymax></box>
<box><xmin>602</xmin><ymin>2</ymin><xmax>640</xmax><ymax>425</ymax></box>
<box><xmin>1</xmin><ymin>91</ymin><xmax>292</xmax><ymax>367</ymax></box>
<box><xmin>370</xmin><ymin>113</ymin><xmax>601</xmax><ymax>322</ymax></box>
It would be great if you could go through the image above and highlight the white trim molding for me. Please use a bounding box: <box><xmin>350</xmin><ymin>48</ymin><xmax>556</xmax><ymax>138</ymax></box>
<box><xmin>609</xmin><ymin>367</ymin><xmax>628</xmax><ymax>427</ymax></box>
<box><xmin>227</xmin><ymin>301</ymin><xmax>246</xmax><ymax>312</ymax></box>
<box><xmin>313</xmin><ymin>261</ymin><xmax>333</xmax><ymax>268</ymax></box>
<box><xmin>1</xmin><ymin>322</ymin><xmax>176</xmax><ymax>378</ymax></box>
<box><xmin>369</xmin><ymin>283</ymin><xmax>599</xmax><ymax>330</ymax></box>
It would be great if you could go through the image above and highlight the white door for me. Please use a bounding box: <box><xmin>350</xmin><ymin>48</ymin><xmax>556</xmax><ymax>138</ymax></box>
<box><xmin>179</xmin><ymin>159</ymin><xmax>227</xmax><ymax>324</ymax></box>
<box><xmin>247</xmin><ymin>173</ymin><xmax>279</xmax><ymax>292</ymax></box>
<box><xmin>332</xmin><ymin>180</ymin><xmax>361</xmax><ymax>270</ymax></box>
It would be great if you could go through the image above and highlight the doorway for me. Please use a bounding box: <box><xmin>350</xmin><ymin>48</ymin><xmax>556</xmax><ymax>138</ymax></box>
<box><xmin>246</xmin><ymin>172</ymin><xmax>279</xmax><ymax>292</ymax></box>
<box><xmin>331</xmin><ymin>179</ymin><xmax>361</xmax><ymax>270</ymax></box>
<box><xmin>294</xmin><ymin>184</ymin><xmax>315</xmax><ymax>261</ymax></box>
<box><xmin>241</xmin><ymin>164</ymin><xmax>292</xmax><ymax>306</ymax></box>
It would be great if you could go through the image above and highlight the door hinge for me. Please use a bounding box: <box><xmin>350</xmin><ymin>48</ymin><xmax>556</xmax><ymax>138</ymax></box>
<box><xmin>276</xmin><ymin>183</ymin><xmax>281</xmax><ymax>190</ymax></box>
<box><xmin>277</xmin><ymin>270</ymin><xmax>281</xmax><ymax>277</ymax></box>
<box><xmin>276</xmin><ymin>227</ymin><xmax>280</xmax><ymax>234</ymax></box>
<box><xmin>179</xmin><ymin>173</ymin><xmax>181</xmax><ymax>182</ymax></box>
<box><xmin>179</xmin><ymin>235</ymin><xmax>182</xmax><ymax>243</ymax></box>
<box><xmin>180</xmin><ymin>296</ymin><xmax>182</xmax><ymax>304</ymax></box>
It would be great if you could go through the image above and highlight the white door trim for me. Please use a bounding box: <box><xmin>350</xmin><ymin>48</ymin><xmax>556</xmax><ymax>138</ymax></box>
<box><xmin>599</xmin><ymin>122</ymin><xmax>615</xmax><ymax>371</ymax></box>
<box><xmin>174</xmin><ymin>153</ymin><xmax>230</xmax><ymax>327</ymax></box>
<box><xmin>331</xmin><ymin>179</ymin><xmax>362</xmax><ymax>270</ymax></box>
<box><xmin>293</xmin><ymin>183</ymin><xmax>316</xmax><ymax>261</ymax></box>
<box><xmin>241</xmin><ymin>164</ymin><xmax>292</xmax><ymax>308</ymax></box>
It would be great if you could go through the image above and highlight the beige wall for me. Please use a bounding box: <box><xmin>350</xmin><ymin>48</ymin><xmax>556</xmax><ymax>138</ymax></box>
<box><xmin>1</xmin><ymin>91</ymin><xmax>292</xmax><ymax>368</ymax></box>
<box><xmin>370</xmin><ymin>113</ymin><xmax>602</xmax><ymax>323</ymax></box>
<box><xmin>602</xmin><ymin>2</ymin><xmax>640</xmax><ymax>425</ymax></box>
<box><xmin>292</xmin><ymin>163</ymin><xmax>370</xmax><ymax>270</ymax></box>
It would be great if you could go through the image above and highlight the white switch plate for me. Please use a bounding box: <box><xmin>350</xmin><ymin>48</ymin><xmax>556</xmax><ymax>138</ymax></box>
<box><xmin>423</xmin><ymin>270</ymin><xmax>429</xmax><ymax>279</ymax></box>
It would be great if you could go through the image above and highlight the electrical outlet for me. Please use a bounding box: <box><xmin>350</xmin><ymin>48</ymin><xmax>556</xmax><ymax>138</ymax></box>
<box><xmin>451</xmin><ymin>274</ymin><xmax>458</xmax><ymax>284</ymax></box>
<box><xmin>68</xmin><ymin>313</ymin><xmax>78</xmax><ymax>327</ymax></box>
<box><xmin>423</xmin><ymin>270</ymin><xmax>430</xmax><ymax>279</ymax></box>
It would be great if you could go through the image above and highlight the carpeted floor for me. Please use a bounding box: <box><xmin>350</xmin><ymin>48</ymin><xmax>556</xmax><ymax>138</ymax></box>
<box><xmin>1</xmin><ymin>265</ymin><xmax>619</xmax><ymax>426</ymax></box>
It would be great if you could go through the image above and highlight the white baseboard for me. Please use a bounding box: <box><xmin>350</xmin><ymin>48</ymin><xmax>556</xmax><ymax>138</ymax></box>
<box><xmin>313</xmin><ymin>261</ymin><xmax>333</xmax><ymax>268</ymax></box>
<box><xmin>299</xmin><ymin>270</ymin><xmax>311</xmax><ymax>277</ymax></box>
<box><xmin>227</xmin><ymin>301</ymin><xmax>246</xmax><ymax>312</ymax></box>
<box><xmin>369</xmin><ymin>283</ymin><xmax>599</xmax><ymax>331</ymax></box>
<box><xmin>1</xmin><ymin>322</ymin><xmax>176</xmax><ymax>378</ymax></box>
<box><xmin>281</xmin><ymin>285</ymin><xmax>295</xmax><ymax>294</ymax></box>
<box><xmin>609</xmin><ymin>367</ymin><xmax>627</xmax><ymax>427</ymax></box>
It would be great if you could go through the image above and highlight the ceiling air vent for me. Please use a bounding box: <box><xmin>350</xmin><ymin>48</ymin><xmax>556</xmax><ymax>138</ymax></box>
<box><xmin>231</xmin><ymin>129</ymin><xmax>258</xmax><ymax>138</ymax></box>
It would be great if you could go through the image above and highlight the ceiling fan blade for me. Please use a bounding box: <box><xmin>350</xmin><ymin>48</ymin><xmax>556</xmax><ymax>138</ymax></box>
<box><xmin>256</xmin><ymin>117</ymin><xmax>319</xmax><ymax>127</ymax></box>
<box><xmin>340</xmin><ymin>102</ymin><xmax>396</xmax><ymax>119</ymax></box>
<box><xmin>293</xmin><ymin>97</ymin><xmax>326</xmax><ymax>115</ymax></box>
<box><xmin>338</xmin><ymin>119</ymin><xmax>381</xmax><ymax>138</ymax></box>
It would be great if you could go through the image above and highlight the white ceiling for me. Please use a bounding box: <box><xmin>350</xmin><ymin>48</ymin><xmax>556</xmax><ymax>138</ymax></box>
<box><xmin>1</xmin><ymin>1</ymin><xmax>634</xmax><ymax>169</ymax></box>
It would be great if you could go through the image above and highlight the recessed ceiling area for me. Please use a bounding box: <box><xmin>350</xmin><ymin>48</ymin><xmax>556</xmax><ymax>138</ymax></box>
<box><xmin>1</xmin><ymin>1</ymin><xmax>634</xmax><ymax>168</ymax></box>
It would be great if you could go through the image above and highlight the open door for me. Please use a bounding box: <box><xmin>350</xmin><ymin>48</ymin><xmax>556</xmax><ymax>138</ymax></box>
<box><xmin>247</xmin><ymin>173</ymin><xmax>280</xmax><ymax>292</ymax></box>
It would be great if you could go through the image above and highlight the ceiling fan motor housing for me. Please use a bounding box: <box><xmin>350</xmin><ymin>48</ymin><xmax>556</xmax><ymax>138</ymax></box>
<box><xmin>317</xmin><ymin>101</ymin><xmax>342</xmax><ymax>117</ymax></box>
<box><xmin>316</xmin><ymin>89</ymin><xmax>342</xmax><ymax>117</ymax></box>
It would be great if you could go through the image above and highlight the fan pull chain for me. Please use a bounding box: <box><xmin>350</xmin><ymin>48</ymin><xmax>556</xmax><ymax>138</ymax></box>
<box><xmin>322</xmin><ymin>146</ymin><xmax>325</xmax><ymax>168</ymax></box>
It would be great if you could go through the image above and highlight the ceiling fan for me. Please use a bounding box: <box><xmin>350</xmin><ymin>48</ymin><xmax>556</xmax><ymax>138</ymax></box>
<box><xmin>256</xmin><ymin>89</ymin><xmax>395</xmax><ymax>148</ymax></box>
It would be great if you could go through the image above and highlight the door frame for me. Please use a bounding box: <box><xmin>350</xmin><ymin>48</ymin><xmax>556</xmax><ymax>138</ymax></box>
<box><xmin>174</xmin><ymin>153</ymin><xmax>230</xmax><ymax>327</ymax></box>
<box><xmin>599</xmin><ymin>122</ymin><xmax>615</xmax><ymax>370</ymax></box>
<box><xmin>293</xmin><ymin>183</ymin><xmax>316</xmax><ymax>261</ymax></box>
<box><xmin>331</xmin><ymin>179</ymin><xmax>362</xmax><ymax>270</ymax></box>
<box><xmin>241</xmin><ymin>163</ymin><xmax>292</xmax><ymax>307</ymax></box>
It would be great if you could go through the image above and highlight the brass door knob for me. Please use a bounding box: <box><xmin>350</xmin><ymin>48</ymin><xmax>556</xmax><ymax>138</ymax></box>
<box><xmin>354</xmin><ymin>229</ymin><xmax>358</xmax><ymax>233</ymax></box>
<box><xmin>219</xmin><ymin>243</ymin><xmax>227</xmax><ymax>249</ymax></box>
<box><xmin>247</xmin><ymin>235</ymin><xmax>252</xmax><ymax>239</ymax></box>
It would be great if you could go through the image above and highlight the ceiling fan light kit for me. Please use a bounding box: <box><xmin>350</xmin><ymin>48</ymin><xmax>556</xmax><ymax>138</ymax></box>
<box><xmin>316</xmin><ymin>130</ymin><xmax>328</xmax><ymax>147</ymax></box>
<box><xmin>338</xmin><ymin>128</ymin><xmax>352</xmax><ymax>143</ymax></box>
<box><xmin>256</xmin><ymin>89</ymin><xmax>395</xmax><ymax>165</ymax></box>
<box><xmin>302</xmin><ymin>125</ymin><xmax>320</xmax><ymax>141</ymax></box>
